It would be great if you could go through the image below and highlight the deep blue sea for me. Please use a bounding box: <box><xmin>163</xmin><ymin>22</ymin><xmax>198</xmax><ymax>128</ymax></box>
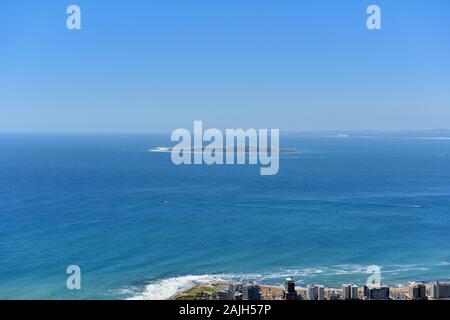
<box><xmin>0</xmin><ymin>133</ymin><xmax>449</xmax><ymax>299</ymax></box>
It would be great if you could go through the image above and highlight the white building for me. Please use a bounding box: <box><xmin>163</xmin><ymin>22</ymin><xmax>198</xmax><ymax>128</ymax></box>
<box><xmin>342</xmin><ymin>284</ymin><xmax>351</xmax><ymax>300</ymax></box>
<box><xmin>307</xmin><ymin>285</ymin><xmax>318</xmax><ymax>300</ymax></box>
<box><xmin>342</xmin><ymin>284</ymin><xmax>359</xmax><ymax>300</ymax></box>
<box><xmin>318</xmin><ymin>285</ymin><xmax>325</xmax><ymax>300</ymax></box>
<box><xmin>307</xmin><ymin>284</ymin><xmax>325</xmax><ymax>300</ymax></box>
<box><xmin>430</xmin><ymin>282</ymin><xmax>450</xmax><ymax>300</ymax></box>
<box><xmin>351</xmin><ymin>284</ymin><xmax>359</xmax><ymax>300</ymax></box>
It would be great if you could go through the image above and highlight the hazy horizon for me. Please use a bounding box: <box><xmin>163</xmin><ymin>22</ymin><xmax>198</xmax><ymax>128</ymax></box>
<box><xmin>2</xmin><ymin>128</ymin><xmax>450</xmax><ymax>135</ymax></box>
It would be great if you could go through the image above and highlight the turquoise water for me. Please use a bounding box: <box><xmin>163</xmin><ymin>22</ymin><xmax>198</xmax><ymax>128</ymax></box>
<box><xmin>0</xmin><ymin>133</ymin><xmax>449</xmax><ymax>299</ymax></box>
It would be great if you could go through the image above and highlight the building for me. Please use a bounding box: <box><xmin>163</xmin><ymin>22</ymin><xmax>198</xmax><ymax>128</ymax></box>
<box><xmin>218</xmin><ymin>283</ymin><xmax>261</xmax><ymax>300</ymax></box>
<box><xmin>363</xmin><ymin>285</ymin><xmax>369</xmax><ymax>298</ymax></box>
<box><xmin>240</xmin><ymin>285</ymin><xmax>249</xmax><ymax>300</ymax></box>
<box><xmin>283</xmin><ymin>278</ymin><xmax>299</xmax><ymax>300</ymax></box>
<box><xmin>351</xmin><ymin>284</ymin><xmax>359</xmax><ymax>300</ymax></box>
<box><xmin>247</xmin><ymin>284</ymin><xmax>262</xmax><ymax>300</ymax></box>
<box><xmin>409</xmin><ymin>283</ymin><xmax>426</xmax><ymax>300</ymax></box>
<box><xmin>307</xmin><ymin>285</ymin><xmax>318</xmax><ymax>300</ymax></box>
<box><xmin>342</xmin><ymin>284</ymin><xmax>351</xmax><ymax>300</ymax></box>
<box><xmin>218</xmin><ymin>290</ymin><xmax>233</xmax><ymax>300</ymax></box>
<box><xmin>306</xmin><ymin>284</ymin><xmax>325</xmax><ymax>300</ymax></box>
<box><xmin>430</xmin><ymin>282</ymin><xmax>450</xmax><ymax>300</ymax></box>
<box><xmin>342</xmin><ymin>284</ymin><xmax>359</xmax><ymax>300</ymax></box>
<box><xmin>364</xmin><ymin>285</ymin><xmax>390</xmax><ymax>300</ymax></box>
<box><xmin>318</xmin><ymin>285</ymin><xmax>325</xmax><ymax>300</ymax></box>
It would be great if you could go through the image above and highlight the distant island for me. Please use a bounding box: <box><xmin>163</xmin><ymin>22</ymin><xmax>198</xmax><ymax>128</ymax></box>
<box><xmin>150</xmin><ymin>147</ymin><xmax>296</xmax><ymax>153</ymax></box>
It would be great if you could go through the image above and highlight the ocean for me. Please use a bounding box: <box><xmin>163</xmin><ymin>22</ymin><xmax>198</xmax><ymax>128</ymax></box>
<box><xmin>0</xmin><ymin>133</ymin><xmax>449</xmax><ymax>299</ymax></box>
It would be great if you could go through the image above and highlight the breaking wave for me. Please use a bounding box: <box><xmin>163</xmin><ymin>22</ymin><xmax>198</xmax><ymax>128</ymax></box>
<box><xmin>126</xmin><ymin>274</ymin><xmax>225</xmax><ymax>300</ymax></box>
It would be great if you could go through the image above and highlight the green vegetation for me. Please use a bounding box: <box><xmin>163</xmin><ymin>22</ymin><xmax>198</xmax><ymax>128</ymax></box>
<box><xmin>173</xmin><ymin>286</ymin><xmax>219</xmax><ymax>300</ymax></box>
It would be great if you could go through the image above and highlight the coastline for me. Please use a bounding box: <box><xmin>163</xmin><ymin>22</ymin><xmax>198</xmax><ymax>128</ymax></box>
<box><xmin>169</xmin><ymin>281</ymin><xmax>413</xmax><ymax>300</ymax></box>
<box><xmin>170</xmin><ymin>282</ymin><xmax>283</xmax><ymax>300</ymax></box>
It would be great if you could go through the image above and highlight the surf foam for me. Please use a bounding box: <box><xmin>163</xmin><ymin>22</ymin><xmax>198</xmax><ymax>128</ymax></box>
<box><xmin>127</xmin><ymin>274</ymin><xmax>224</xmax><ymax>300</ymax></box>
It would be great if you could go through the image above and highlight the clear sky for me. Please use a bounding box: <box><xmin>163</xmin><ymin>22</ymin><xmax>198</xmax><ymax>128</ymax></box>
<box><xmin>1</xmin><ymin>0</ymin><xmax>449</xmax><ymax>133</ymax></box>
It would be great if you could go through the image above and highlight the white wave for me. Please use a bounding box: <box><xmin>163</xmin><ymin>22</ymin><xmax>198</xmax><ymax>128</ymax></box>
<box><xmin>127</xmin><ymin>274</ymin><xmax>224</xmax><ymax>300</ymax></box>
<box><xmin>390</xmin><ymin>204</ymin><xmax>422</xmax><ymax>208</ymax></box>
<box><xmin>258</xmin><ymin>268</ymin><xmax>326</xmax><ymax>279</ymax></box>
<box><xmin>418</xmin><ymin>137</ymin><xmax>450</xmax><ymax>140</ymax></box>
<box><xmin>383</xmin><ymin>267</ymin><xmax>429</xmax><ymax>273</ymax></box>
<box><xmin>148</xmin><ymin>147</ymin><xmax>172</xmax><ymax>153</ymax></box>
<box><xmin>367</xmin><ymin>203</ymin><xmax>422</xmax><ymax>208</ymax></box>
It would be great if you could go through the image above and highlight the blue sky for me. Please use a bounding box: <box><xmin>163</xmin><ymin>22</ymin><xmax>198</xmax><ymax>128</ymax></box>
<box><xmin>0</xmin><ymin>0</ymin><xmax>449</xmax><ymax>133</ymax></box>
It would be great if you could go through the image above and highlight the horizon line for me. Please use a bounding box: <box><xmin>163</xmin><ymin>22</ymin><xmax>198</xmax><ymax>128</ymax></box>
<box><xmin>1</xmin><ymin>129</ymin><xmax>450</xmax><ymax>135</ymax></box>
